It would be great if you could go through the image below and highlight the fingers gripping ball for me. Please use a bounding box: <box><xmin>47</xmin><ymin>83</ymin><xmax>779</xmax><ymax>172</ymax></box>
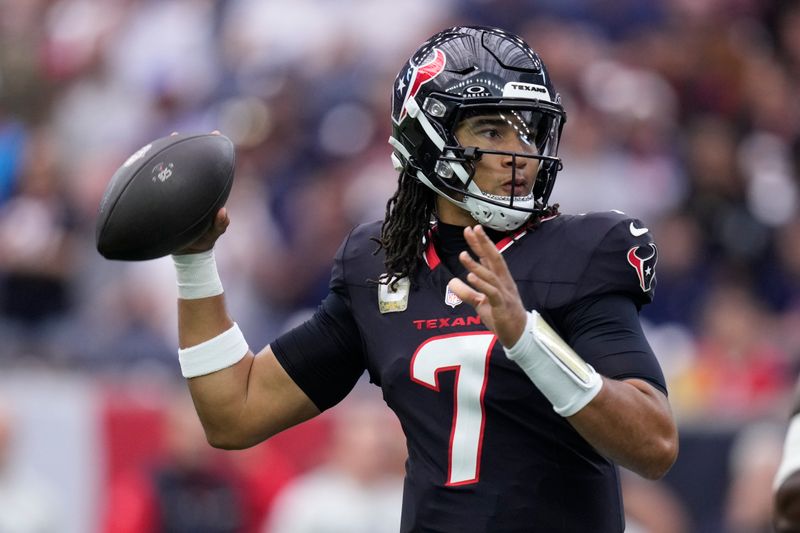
<box><xmin>96</xmin><ymin>133</ymin><xmax>235</xmax><ymax>261</ymax></box>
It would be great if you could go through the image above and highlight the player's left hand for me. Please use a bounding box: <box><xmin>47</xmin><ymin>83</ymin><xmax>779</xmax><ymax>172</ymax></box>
<box><xmin>447</xmin><ymin>225</ymin><xmax>528</xmax><ymax>348</ymax></box>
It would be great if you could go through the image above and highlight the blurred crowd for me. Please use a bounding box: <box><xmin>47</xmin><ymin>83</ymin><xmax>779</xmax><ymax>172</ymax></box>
<box><xmin>2</xmin><ymin>0</ymin><xmax>800</xmax><ymax>531</ymax></box>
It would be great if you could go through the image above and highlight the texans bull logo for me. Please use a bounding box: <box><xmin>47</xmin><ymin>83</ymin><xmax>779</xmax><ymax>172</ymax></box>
<box><xmin>392</xmin><ymin>48</ymin><xmax>447</xmax><ymax>124</ymax></box>
<box><xmin>627</xmin><ymin>244</ymin><xmax>658</xmax><ymax>292</ymax></box>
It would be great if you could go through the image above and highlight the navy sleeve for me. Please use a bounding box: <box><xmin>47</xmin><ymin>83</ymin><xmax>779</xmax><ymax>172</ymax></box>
<box><xmin>553</xmin><ymin>293</ymin><xmax>667</xmax><ymax>395</ymax></box>
<box><xmin>272</xmin><ymin>289</ymin><xmax>365</xmax><ymax>411</ymax></box>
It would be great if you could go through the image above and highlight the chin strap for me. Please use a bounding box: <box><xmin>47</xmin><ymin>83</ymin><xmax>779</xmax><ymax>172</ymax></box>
<box><xmin>463</xmin><ymin>189</ymin><xmax>533</xmax><ymax>231</ymax></box>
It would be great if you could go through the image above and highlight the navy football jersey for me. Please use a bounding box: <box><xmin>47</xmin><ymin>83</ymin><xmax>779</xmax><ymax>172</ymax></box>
<box><xmin>273</xmin><ymin>211</ymin><xmax>665</xmax><ymax>533</ymax></box>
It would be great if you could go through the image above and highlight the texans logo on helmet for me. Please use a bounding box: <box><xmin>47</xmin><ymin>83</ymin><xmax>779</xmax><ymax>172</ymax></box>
<box><xmin>626</xmin><ymin>244</ymin><xmax>657</xmax><ymax>292</ymax></box>
<box><xmin>392</xmin><ymin>48</ymin><xmax>447</xmax><ymax>124</ymax></box>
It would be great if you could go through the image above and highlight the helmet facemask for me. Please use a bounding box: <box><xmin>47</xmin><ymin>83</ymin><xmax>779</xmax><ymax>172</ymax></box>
<box><xmin>434</xmin><ymin>100</ymin><xmax>564</xmax><ymax>230</ymax></box>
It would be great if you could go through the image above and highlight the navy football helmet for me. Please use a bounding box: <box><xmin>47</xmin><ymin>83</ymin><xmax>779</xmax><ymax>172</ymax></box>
<box><xmin>389</xmin><ymin>26</ymin><xmax>566</xmax><ymax>231</ymax></box>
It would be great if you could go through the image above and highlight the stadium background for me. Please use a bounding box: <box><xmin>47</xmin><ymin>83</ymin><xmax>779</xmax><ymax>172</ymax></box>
<box><xmin>0</xmin><ymin>0</ymin><xmax>798</xmax><ymax>531</ymax></box>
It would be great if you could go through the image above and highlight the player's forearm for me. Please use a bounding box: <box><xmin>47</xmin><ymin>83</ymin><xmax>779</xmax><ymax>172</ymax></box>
<box><xmin>567</xmin><ymin>377</ymin><xmax>678</xmax><ymax>479</ymax></box>
<box><xmin>186</xmin><ymin>353</ymin><xmax>258</xmax><ymax>448</ymax></box>
<box><xmin>178</xmin><ymin>294</ymin><xmax>234</xmax><ymax>346</ymax></box>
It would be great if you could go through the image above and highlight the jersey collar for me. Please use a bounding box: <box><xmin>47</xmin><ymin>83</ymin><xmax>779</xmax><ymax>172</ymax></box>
<box><xmin>423</xmin><ymin>224</ymin><xmax>529</xmax><ymax>270</ymax></box>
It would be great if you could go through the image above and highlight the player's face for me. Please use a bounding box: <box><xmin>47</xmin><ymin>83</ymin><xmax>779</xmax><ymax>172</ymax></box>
<box><xmin>454</xmin><ymin>111</ymin><xmax>540</xmax><ymax>198</ymax></box>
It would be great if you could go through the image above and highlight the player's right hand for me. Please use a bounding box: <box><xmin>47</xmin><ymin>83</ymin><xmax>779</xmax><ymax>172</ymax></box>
<box><xmin>174</xmin><ymin>207</ymin><xmax>229</xmax><ymax>255</ymax></box>
<box><xmin>447</xmin><ymin>225</ymin><xmax>528</xmax><ymax>348</ymax></box>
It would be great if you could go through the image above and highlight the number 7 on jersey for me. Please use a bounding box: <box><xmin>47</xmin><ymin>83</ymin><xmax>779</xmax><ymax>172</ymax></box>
<box><xmin>410</xmin><ymin>332</ymin><xmax>496</xmax><ymax>486</ymax></box>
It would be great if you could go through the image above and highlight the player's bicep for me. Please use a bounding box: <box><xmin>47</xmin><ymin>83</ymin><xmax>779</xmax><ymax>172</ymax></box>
<box><xmin>248</xmin><ymin>344</ymin><xmax>322</xmax><ymax>431</ymax></box>
<box><xmin>558</xmin><ymin>293</ymin><xmax>667</xmax><ymax>395</ymax></box>
<box><xmin>272</xmin><ymin>290</ymin><xmax>366</xmax><ymax>411</ymax></box>
<box><xmin>185</xmin><ymin>343</ymin><xmax>320</xmax><ymax>449</ymax></box>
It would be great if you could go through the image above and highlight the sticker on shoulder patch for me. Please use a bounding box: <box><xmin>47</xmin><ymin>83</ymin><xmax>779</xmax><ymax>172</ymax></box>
<box><xmin>378</xmin><ymin>275</ymin><xmax>410</xmax><ymax>313</ymax></box>
<box><xmin>502</xmin><ymin>82</ymin><xmax>550</xmax><ymax>101</ymax></box>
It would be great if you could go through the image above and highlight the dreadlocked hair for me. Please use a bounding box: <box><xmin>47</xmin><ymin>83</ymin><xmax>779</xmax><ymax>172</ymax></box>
<box><xmin>371</xmin><ymin>169</ymin><xmax>435</xmax><ymax>289</ymax></box>
<box><xmin>526</xmin><ymin>203</ymin><xmax>560</xmax><ymax>231</ymax></box>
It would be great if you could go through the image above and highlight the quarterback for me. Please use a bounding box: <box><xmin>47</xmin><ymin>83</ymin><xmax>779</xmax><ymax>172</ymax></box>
<box><xmin>173</xmin><ymin>26</ymin><xmax>677</xmax><ymax>532</ymax></box>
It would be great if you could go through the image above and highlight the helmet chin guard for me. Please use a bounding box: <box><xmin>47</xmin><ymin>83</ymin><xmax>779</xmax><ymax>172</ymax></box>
<box><xmin>463</xmin><ymin>191</ymin><xmax>535</xmax><ymax>231</ymax></box>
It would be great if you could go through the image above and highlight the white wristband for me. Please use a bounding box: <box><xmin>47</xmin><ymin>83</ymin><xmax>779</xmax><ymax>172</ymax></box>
<box><xmin>178</xmin><ymin>322</ymin><xmax>249</xmax><ymax>378</ymax></box>
<box><xmin>775</xmin><ymin>414</ymin><xmax>800</xmax><ymax>491</ymax></box>
<box><xmin>172</xmin><ymin>250</ymin><xmax>223</xmax><ymax>299</ymax></box>
<box><xmin>504</xmin><ymin>310</ymin><xmax>603</xmax><ymax>417</ymax></box>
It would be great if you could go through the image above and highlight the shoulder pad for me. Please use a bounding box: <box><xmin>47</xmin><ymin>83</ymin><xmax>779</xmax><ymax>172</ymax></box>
<box><xmin>330</xmin><ymin>221</ymin><xmax>384</xmax><ymax>290</ymax></box>
<box><xmin>573</xmin><ymin>212</ymin><xmax>658</xmax><ymax>305</ymax></box>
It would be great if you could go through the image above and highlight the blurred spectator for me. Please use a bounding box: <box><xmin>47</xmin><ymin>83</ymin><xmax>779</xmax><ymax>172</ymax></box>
<box><xmin>224</xmin><ymin>443</ymin><xmax>298</xmax><ymax>533</ymax></box>
<box><xmin>0</xmin><ymin>117</ymin><xmax>27</xmax><ymax>207</ymax></box>
<box><xmin>670</xmin><ymin>283</ymin><xmax>792</xmax><ymax>422</ymax></box>
<box><xmin>681</xmin><ymin>116</ymin><xmax>771</xmax><ymax>267</ymax></box>
<box><xmin>75</xmin><ymin>259</ymin><xmax>179</xmax><ymax>375</ymax></box>
<box><xmin>0</xmin><ymin>401</ymin><xmax>59</xmax><ymax>532</ymax></box>
<box><xmin>622</xmin><ymin>469</ymin><xmax>691</xmax><ymax>533</ymax></box>
<box><xmin>102</xmin><ymin>391</ymin><xmax>247</xmax><ymax>533</ymax></box>
<box><xmin>456</xmin><ymin>0</ymin><xmax>666</xmax><ymax>40</ymax></box>
<box><xmin>641</xmin><ymin>211</ymin><xmax>712</xmax><ymax>331</ymax></box>
<box><xmin>769</xmin><ymin>218</ymin><xmax>800</xmax><ymax>369</ymax></box>
<box><xmin>724</xmin><ymin>421</ymin><xmax>784</xmax><ymax>532</ymax></box>
<box><xmin>761</xmin><ymin>217</ymin><xmax>800</xmax><ymax>311</ymax></box>
<box><xmin>263</xmin><ymin>388</ymin><xmax>405</xmax><ymax>533</ymax></box>
<box><xmin>0</xmin><ymin>127</ymin><xmax>80</xmax><ymax>361</ymax></box>
<box><xmin>255</xmin><ymin>161</ymin><xmax>357</xmax><ymax>311</ymax></box>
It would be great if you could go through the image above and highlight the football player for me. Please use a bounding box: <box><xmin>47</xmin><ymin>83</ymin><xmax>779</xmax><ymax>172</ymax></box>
<box><xmin>774</xmin><ymin>388</ymin><xmax>800</xmax><ymax>532</ymax></box>
<box><xmin>173</xmin><ymin>26</ymin><xmax>678</xmax><ymax>532</ymax></box>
